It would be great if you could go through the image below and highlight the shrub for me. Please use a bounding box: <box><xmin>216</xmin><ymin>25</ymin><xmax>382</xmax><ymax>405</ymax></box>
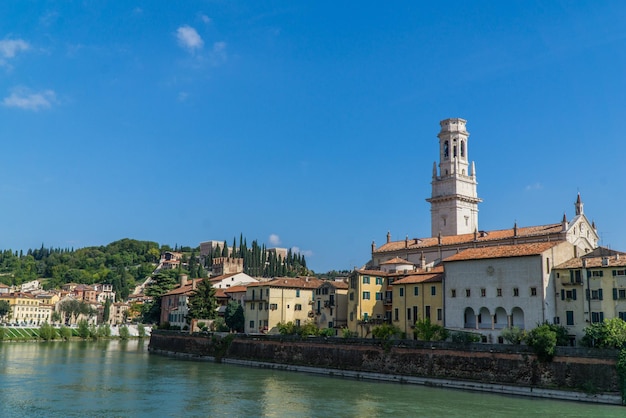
<box><xmin>319</xmin><ymin>328</ymin><xmax>335</xmax><ymax>337</ymax></box>
<box><xmin>197</xmin><ymin>322</ymin><xmax>207</xmax><ymax>331</ymax></box>
<box><xmin>38</xmin><ymin>322</ymin><xmax>57</xmax><ymax>341</ymax></box>
<box><xmin>451</xmin><ymin>331</ymin><xmax>481</xmax><ymax>343</ymax></box>
<box><xmin>137</xmin><ymin>324</ymin><xmax>146</xmax><ymax>338</ymax></box>
<box><xmin>296</xmin><ymin>322</ymin><xmax>319</xmax><ymax>337</ymax></box>
<box><xmin>77</xmin><ymin>320</ymin><xmax>90</xmax><ymax>339</ymax></box>
<box><xmin>341</xmin><ymin>328</ymin><xmax>357</xmax><ymax>338</ymax></box>
<box><xmin>97</xmin><ymin>324</ymin><xmax>111</xmax><ymax>338</ymax></box>
<box><xmin>0</xmin><ymin>327</ymin><xmax>4</xmax><ymax>340</ymax></box>
<box><xmin>212</xmin><ymin>317</ymin><xmax>230</xmax><ymax>332</ymax></box>
<box><xmin>277</xmin><ymin>321</ymin><xmax>297</xmax><ymax>335</ymax></box>
<box><xmin>372</xmin><ymin>323</ymin><xmax>400</xmax><ymax>340</ymax></box>
<box><xmin>525</xmin><ymin>324</ymin><xmax>557</xmax><ymax>362</ymax></box>
<box><xmin>119</xmin><ymin>325</ymin><xmax>130</xmax><ymax>340</ymax></box>
<box><xmin>582</xmin><ymin>318</ymin><xmax>626</xmax><ymax>349</ymax></box>
<box><xmin>59</xmin><ymin>326</ymin><xmax>72</xmax><ymax>340</ymax></box>
<box><xmin>501</xmin><ymin>327</ymin><xmax>526</xmax><ymax>345</ymax></box>
<box><xmin>414</xmin><ymin>318</ymin><xmax>449</xmax><ymax>341</ymax></box>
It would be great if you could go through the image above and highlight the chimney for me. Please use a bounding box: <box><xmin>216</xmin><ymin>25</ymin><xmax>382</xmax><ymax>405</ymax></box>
<box><xmin>405</xmin><ymin>235</ymin><xmax>408</xmax><ymax>248</ymax></box>
<box><xmin>386</xmin><ymin>231</ymin><xmax>391</xmax><ymax>244</ymax></box>
<box><xmin>180</xmin><ymin>274</ymin><xmax>188</xmax><ymax>287</ymax></box>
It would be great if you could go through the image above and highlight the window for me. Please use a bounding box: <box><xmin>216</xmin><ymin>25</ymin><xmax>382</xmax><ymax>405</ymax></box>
<box><xmin>451</xmin><ymin>289</ymin><xmax>456</xmax><ymax>298</ymax></box>
<box><xmin>375</xmin><ymin>277</ymin><xmax>383</xmax><ymax>285</ymax></box>
<box><xmin>614</xmin><ymin>270</ymin><xmax>626</xmax><ymax>277</ymax></box>
<box><xmin>294</xmin><ymin>304</ymin><xmax>302</xmax><ymax>311</ymax></box>
<box><xmin>531</xmin><ymin>287</ymin><xmax>537</xmax><ymax>296</ymax></box>
<box><xmin>349</xmin><ymin>292</ymin><xmax>354</xmax><ymax>301</ymax></box>
<box><xmin>296</xmin><ymin>290</ymin><xmax>300</xmax><ymax>297</ymax></box>
<box><xmin>562</xmin><ymin>289</ymin><xmax>577</xmax><ymax>300</ymax></box>
<box><xmin>270</xmin><ymin>303</ymin><xmax>277</xmax><ymax>310</ymax></box>
<box><xmin>250</xmin><ymin>303</ymin><xmax>255</xmax><ymax>310</ymax></box>
<box><xmin>513</xmin><ymin>288</ymin><xmax>519</xmax><ymax>297</ymax></box>
<box><xmin>480</xmin><ymin>288</ymin><xmax>486</xmax><ymax>297</ymax></box>
<box><xmin>375</xmin><ymin>292</ymin><xmax>383</xmax><ymax>301</ymax></box>
<box><xmin>249</xmin><ymin>320</ymin><xmax>254</xmax><ymax>329</ymax></box>
<box><xmin>425</xmin><ymin>306</ymin><xmax>431</xmax><ymax>319</ymax></box>
<box><xmin>414</xmin><ymin>286</ymin><xmax>419</xmax><ymax>296</ymax></box>
<box><xmin>266</xmin><ymin>289</ymin><xmax>270</xmax><ymax>296</ymax></box>
<box><xmin>259</xmin><ymin>304</ymin><xmax>263</xmax><ymax>310</ymax></box>
<box><xmin>295</xmin><ymin>319</ymin><xmax>301</xmax><ymax>327</ymax></box>
<box><xmin>349</xmin><ymin>312</ymin><xmax>354</xmax><ymax>321</ymax></box>
<box><xmin>407</xmin><ymin>308</ymin><xmax>411</xmax><ymax>321</ymax></box>
<box><xmin>566</xmin><ymin>311</ymin><xmax>574</xmax><ymax>326</ymax></box>
<box><xmin>592</xmin><ymin>271</ymin><xmax>604</xmax><ymax>277</ymax></box>
<box><xmin>265</xmin><ymin>303</ymin><xmax>269</xmax><ymax>310</ymax></box>
<box><xmin>465</xmin><ymin>289</ymin><xmax>471</xmax><ymax>297</ymax></box>
<box><xmin>591</xmin><ymin>312</ymin><xmax>604</xmax><ymax>323</ymax></box>
<box><xmin>362</xmin><ymin>291</ymin><xmax>370</xmax><ymax>300</ymax></box>
<box><xmin>252</xmin><ymin>290</ymin><xmax>255</xmax><ymax>300</ymax></box>
<box><xmin>497</xmin><ymin>288</ymin><xmax>502</xmax><ymax>297</ymax></box>
<box><xmin>437</xmin><ymin>308</ymin><xmax>442</xmax><ymax>321</ymax></box>
<box><xmin>350</xmin><ymin>276</ymin><xmax>356</xmax><ymax>289</ymax></box>
<box><xmin>363</xmin><ymin>276</ymin><xmax>370</xmax><ymax>284</ymax></box>
<box><xmin>399</xmin><ymin>288</ymin><xmax>404</xmax><ymax>297</ymax></box>
<box><xmin>431</xmin><ymin>286</ymin><xmax>436</xmax><ymax>296</ymax></box>
<box><xmin>588</xmin><ymin>289</ymin><xmax>604</xmax><ymax>300</ymax></box>
<box><xmin>394</xmin><ymin>308</ymin><xmax>399</xmax><ymax>321</ymax></box>
<box><xmin>619</xmin><ymin>312</ymin><xmax>626</xmax><ymax>321</ymax></box>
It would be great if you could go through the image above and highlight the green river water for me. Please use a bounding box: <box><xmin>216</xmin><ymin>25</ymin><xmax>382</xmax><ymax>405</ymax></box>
<box><xmin>0</xmin><ymin>339</ymin><xmax>623</xmax><ymax>417</ymax></box>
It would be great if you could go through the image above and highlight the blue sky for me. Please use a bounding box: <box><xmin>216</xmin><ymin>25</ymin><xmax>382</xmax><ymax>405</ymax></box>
<box><xmin>2</xmin><ymin>1</ymin><xmax>626</xmax><ymax>273</ymax></box>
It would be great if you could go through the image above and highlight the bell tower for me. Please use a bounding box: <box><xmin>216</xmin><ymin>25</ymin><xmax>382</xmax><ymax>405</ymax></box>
<box><xmin>426</xmin><ymin>118</ymin><xmax>481</xmax><ymax>236</ymax></box>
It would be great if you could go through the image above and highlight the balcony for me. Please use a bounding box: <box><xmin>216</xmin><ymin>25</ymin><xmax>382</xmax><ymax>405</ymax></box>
<box><xmin>561</xmin><ymin>278</ymin><xmax>582</xmax><ymax>286</ymax></box>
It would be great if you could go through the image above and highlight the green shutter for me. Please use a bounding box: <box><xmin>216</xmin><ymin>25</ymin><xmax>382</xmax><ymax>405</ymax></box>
<box><xmin>561</xmin><ymin>289</ymin><xmax>565</xmax><ymax>300</ymax></box>
<box><xmin>572</xmin><ymin>289</ymin><xmax>577</xmax><ymax>300</ymax></box>
<box><xmin>614</xmin><ymin>288</ymin><xmax>618</xmax><ymax>300</ymax></box>
<box><xmin>599</xmin><ymin>289</ymin><xmax>603</xmax><ymax>300</ymax></box>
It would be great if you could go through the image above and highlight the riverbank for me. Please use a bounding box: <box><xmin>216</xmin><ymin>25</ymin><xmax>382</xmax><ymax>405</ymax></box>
<box><xmin>149</xmin><ymin>331</ymin><xmax>623</xmax><ymax>406</ymax></box>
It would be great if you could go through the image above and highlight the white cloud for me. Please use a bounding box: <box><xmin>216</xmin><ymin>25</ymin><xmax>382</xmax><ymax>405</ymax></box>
<box><xmin>291</xmin><ymin>246</ymin><xmax>314</xmax><ymax>258</ymax></box>
<box><xmin>2</xmin><ymin>88</ymin><xmax>57</xmax><ymax>111</ymax></box>
<box><xmin>0</xmin><ymin>39</ymin><xmax>30</xmax><ymax>58</ymax></box>
<box><xmin>199</xmin><ymin>14</ymin><xmax>211</xmax><ymax>24</ymax></box>
<box><xmin>176</xmin><ymin>25</ymin><xmax>203</xmax><ymax>53</ymax></box>
<box><xmin>269</xmin><ymin>234</ymin><xmax>281</xmax><ymax>246</ymax></box>
<box><xmin>525</xmin><ymin>182</ymin><xmax>543</xmax><ymax>191</ymax></box>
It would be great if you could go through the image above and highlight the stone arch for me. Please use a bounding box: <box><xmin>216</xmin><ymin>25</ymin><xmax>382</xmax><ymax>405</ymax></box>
<box><xmin>494</xmin><ymin>307</ymin><xmax>507</xmax><ymax>329</ymax></box>
<box><xmin>464</xmin><ymin>307</ymin><xmax>476</xmax><ymax>329</ymax></box>
<box><xmin>478</xmin><ymin>307</ymin><xmax>491</xmax><ymax>329</ymax></box>
<box><xmin>511</xmin><ymin>307</ymin><xmax>525</xmax><ymax>329</ymax></box>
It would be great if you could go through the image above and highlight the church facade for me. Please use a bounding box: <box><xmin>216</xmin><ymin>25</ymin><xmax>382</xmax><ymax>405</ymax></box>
<box><xmin>351</xmin><ymin>118</ymin><xmax>602</xmax><ymax>342</ymax></box>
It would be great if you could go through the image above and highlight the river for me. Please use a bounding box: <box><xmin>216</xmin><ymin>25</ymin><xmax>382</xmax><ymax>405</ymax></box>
<box><xmin>0</xmin><ymin>340</ymin><xmax>623</xmax><ymax>417</ymax></box>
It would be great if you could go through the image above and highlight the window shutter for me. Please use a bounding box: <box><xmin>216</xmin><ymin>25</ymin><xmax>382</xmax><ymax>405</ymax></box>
<box><xmin>572</xmin><ymin>289</ymin><xmax>577</xmax><ymax>300</ymax></box>
<box><xmin>587</xmin><ymin>270</ymin><xmax>591</xmax><ymax>279</ymax></box>
<box><xmin>614</xmin><ymin>270</ymin><xmax>617</xmax><ymax>277</ymax></box>
<box><xmin>614</xmin><ymin>288</ymin><xmax>618</xmax><ymax>300</ymax></box>
<box><xmin>570</xmin><ymin>270</ymin><xmax>574</xmax><ymax>280</ymax></box>
<box><xmin>599</xmin><ymin>289</ymin><xmax>603</xmax><ymax>300</ymax></box>
<box><xmin>561</xmin><ymin>289</ymin><xmax>565</xmax><ymax>300</ymax></box>
<box><xmin>586</xmin><ymin>289</ymin><xmax>590</xmax><ymax>300</ymax></box>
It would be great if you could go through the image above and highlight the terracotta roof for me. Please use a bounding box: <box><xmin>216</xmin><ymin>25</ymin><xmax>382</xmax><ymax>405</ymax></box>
<box><xmin>380</xmin><ymin>257</ymin><xmax>412</xmax><ymax>265</ymax></box>
<box><xmin>392</xmin><ymin>273</ymin><xmax>443</xmax><ymax>284</ymax></box>
<box><xmin>374</xmin><ymin>223</ymin><xmax>563</xmax><ymax>253</ymax></box>
<box><xmin>224</xmin><ymin>285</ymin><xmax>248</xmax><ymax>294</ymax></box>
<box><xmin>215</xmin><ymin>288</ymin><xmax>227</xmax><ymax>298</ymax></box>
<box><xmin>247</xmin><ymin>277</ymin><xmax>323</xmax><ymax>290</ymax></box>
<box><xmin>0</xmin><ymin>283</ymin><xmax>9</xmax><ymax>288</ymax></box>
<box><xmin>555</xmin><ymin>255</ymin><xmax>626</xmax><ymax>269</ymax></box>
<box><xmin>443</xmin><ymin>242</ymin><xmax>561</xmax><ymax>262</ymax></box>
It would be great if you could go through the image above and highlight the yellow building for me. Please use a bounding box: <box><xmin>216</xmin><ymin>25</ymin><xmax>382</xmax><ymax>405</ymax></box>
<box><xmin>391</xmin><ymin>268</ymin><xmax>444</xmax><ymax>338</ymax></box>
<box><xmin>0</xmin><ymin>292</ymin><xmax>42</xmax><ymax>325</ymax></box>
<box><xmin>245</xmin><ymin>277</ymin><xmax>322</xmax><ymax>334</ymax></box>
<box><xmin>312</xmin><ymin>280</ymin><xmax>348</xmax><ymax>333</ymax></box>
<box><xmin>554</xmin><ymin>251</ymin><xmax>626</xmax><ymax>343</ymax></box>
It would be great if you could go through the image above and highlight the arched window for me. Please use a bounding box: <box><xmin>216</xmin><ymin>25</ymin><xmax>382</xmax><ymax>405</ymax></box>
<box><xmin>460</xmin><ymin>141</ymin><xmax>465</xmax><ymax>157</ymax></box>
<box><xmin>453</xmin><ymin>145</ymin><xmax>457</xmax><ymax>158</ymax></box>
<box><xmin>444</xmin><ymin>141</ymin><xmax>449</xmax><ymax>158</ymax></box>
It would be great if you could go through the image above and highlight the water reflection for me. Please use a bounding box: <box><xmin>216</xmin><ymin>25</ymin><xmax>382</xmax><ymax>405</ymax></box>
<box><xmin>0</xmin><ymin>341</ymin><xmax>624</xmax><ymax>417</ymax></box>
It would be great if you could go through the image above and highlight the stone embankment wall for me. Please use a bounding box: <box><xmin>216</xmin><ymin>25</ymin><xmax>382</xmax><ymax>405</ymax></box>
<box><xmin>149</xmin><ymin>332</ymin><xmax>619</xmax><ymax>400</ymax></box>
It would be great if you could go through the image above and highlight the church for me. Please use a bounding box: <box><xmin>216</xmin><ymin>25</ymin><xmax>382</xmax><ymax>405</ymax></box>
<box><xmin>369</xmin><ymin>118</ymin><xmax>598</xmax><ymax>269</ymax></box>
<box><xmin>362</xmin><ymin>118</ymin><xmax>600</xmax><ymax>342</ymax></box>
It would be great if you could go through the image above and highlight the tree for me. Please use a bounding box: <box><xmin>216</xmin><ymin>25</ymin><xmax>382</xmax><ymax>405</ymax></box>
<box><xmin>525</xmin><ymin>324</ymin><xmax>557</xmax><ymax>362</ymax></box>
<box><xmin>119</xmin><ymin>325</ymin><xmax>130</xmax><ymax>340</ymax></box>
<box><xmin>38</xmin><ymin>322</ymin><xmax>57</xmax><ymax>341</ymax></box>
<box><xmin>0</xmin><ymin>300</ymin><xmax>10</xmax><ymax>320</ymax></box>
<box><xmin>142</xmin><ymin>271</ymin><xmax>179</xmax><ymax>324</ymax></box>
<box><xmin>224</xmin><ymin>300</ymin><xmax>244</xmax><ymax>332</ymax></box>
<box><xmin>77</xmin><ymin>319</ymin><xmax>90</xmax><ymax>339</ymax></box>
<box><xmin>582</xmin><ymin>318</ymin><xmax>626</xmax><ymax>349</ymax></box>
<box><xmin>187</xmin><ymin>279</ymin><xmax>217</xmax><ymax>321</ymax></box>
<box><xmin>414</xmin><ymin>318</ymin><xmax>449</xmax><ymax>341</ymax></box>
<box><xmin>103</xmin><ymin>297</ymin><xmax>112</xmax><ymax>324</ymax></box>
